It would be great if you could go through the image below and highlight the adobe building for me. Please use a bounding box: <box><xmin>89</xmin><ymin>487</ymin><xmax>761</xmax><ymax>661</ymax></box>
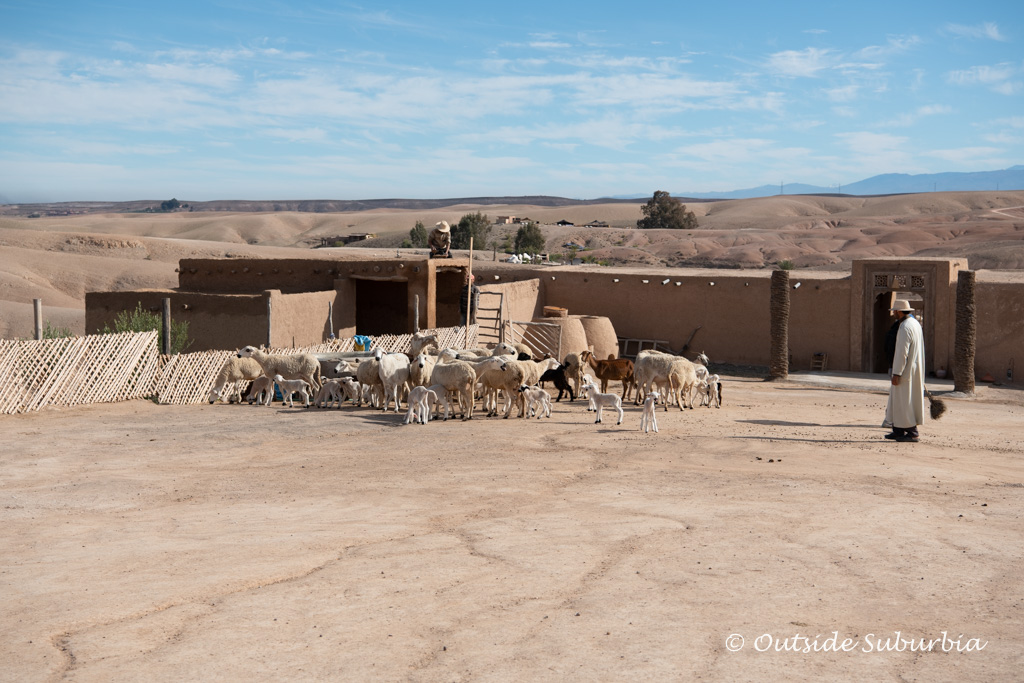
<box><xmin>86</xmin><ymin>254</ymin><xmax>1024</xmax><ymax>384</ymax></box>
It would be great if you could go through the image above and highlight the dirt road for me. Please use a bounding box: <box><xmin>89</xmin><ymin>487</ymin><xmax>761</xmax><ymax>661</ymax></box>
<box><xmin>2</xmin><ymin>376</ymin><xmax>1022</xmax><ymax>681</ymax></box>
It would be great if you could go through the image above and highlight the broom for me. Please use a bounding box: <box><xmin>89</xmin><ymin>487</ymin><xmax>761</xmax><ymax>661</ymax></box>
<box><xmin>926</xmin><ymin>388</ymin><xmax>947</xmax><ymax>420</ymax></box>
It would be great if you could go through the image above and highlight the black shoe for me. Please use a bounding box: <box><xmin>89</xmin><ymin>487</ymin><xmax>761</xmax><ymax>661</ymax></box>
<box><xmin>894</xmin><ymin>434</ymin><xmax>920</xmax><ymax>442</ymax></box>
<box><xmin>884</xmin><ymin>431</ymin><xmax>900</xmax><ymax>440</ymax></box>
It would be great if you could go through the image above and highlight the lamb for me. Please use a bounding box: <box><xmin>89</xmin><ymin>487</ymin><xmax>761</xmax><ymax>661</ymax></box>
<box><xmin>581</xmin><ymin>373</ymin><xmax>596</xmax><ymax>410</ymax></box>
<box><xmin>495</xmin><ymin>357</ymin><xmax>560</xmax><ymax>418</ymax></box>
<box><xmin>699</xmin><ymin>374</ymin><xmax>722</xmax><ymax>408</ymax></box>
<box><xmin>518</xmin><ymin>384</ymin><xmax>552</xmax><ymax>419</ymax></box>
<box><xmin>339</xmin><ymin>376</ymin><xmax>361</xmax><ymax>403</ymax></box>
<box><xmin>428</xmin><ymin>359</ymin><xmax>477</xmax><ymax>420</ymax></box>
<box><xmin>640</xmin><ymin>390</ymin><xmax>660</xmax><ymax>433</ymax></box>
<box><xmin>314</xmin><ymin>379</ymin><xmax>344</xmax><ymax>409</ymax></box>
<box><xmin>425</xmin><ymin>383</ymin><xmax>454</xmax><ymax>421</ymax></box>
<box><xmin>273</xmin><ymin>374</ymin><xmax>311</xmax><ymax>408</ymax></box>
<box><xmin>237</xmin><ymin>346</ymin><xmax>322</xmax><ymax>395</ymax></box>
<box><xmin>538</xmin><ymin>363</ymin><xmax>575</xmax><ymax>401</ymax></box>
<box><xmin>375</xmin><ymin>349</ymin><xmax>411</xmax><ymax>413</ymax></box>
<box><xmin>403</xmin><ymin>385</ymin><xmax>439</xmax><ymax>425</ymax></box>
<box><xmin>580</xmin><ymin>350</ymin><xmax>635</xmax><ymax>400</ymax></box>
<box><xmin>246</xmin><ymin>376</ymin><xmax>274</xmax><ymax>406</ymax></box>
<box><xmin>582</xmin><ymin>382</ymin><xmax>624</xmax><ymax>425</ymax></box>
<box><xmin>208</xmin><ymin>356</ymin><xmax>265</xmax><ymax>404</ymax></box>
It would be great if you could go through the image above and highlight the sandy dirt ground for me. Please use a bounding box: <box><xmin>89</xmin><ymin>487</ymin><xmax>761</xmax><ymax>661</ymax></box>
<box><xmin>2</xmin><ymin>374</ymin><xmax>1022</xmax><ymax>681</ymax></box>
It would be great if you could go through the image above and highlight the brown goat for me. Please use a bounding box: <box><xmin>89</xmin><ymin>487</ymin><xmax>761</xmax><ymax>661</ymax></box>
<box><xmin>580</xmin><ymin>350</ymin><xmax>636</xmax><ymax>399</ymax></box>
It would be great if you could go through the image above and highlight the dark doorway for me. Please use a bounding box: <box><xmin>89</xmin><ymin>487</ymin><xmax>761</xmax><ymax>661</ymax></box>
<box><xmin>435</xmin><ymin>270</ymin><xmax>464</xmax><ymax>328</ymax></box>
<box><xmin>355</xmin><ymin>279</ymin><xmax>409</xmax><ymax>335</ymax></box>
<box><xmin>872</xmin><ymin>292</ymin><xmax>896</xmax><ymax>373</ymax></box>
<box><xmin>870</xmin><ymin>291</ymin><xmax>926</xmax><ymax>373</ymax></box>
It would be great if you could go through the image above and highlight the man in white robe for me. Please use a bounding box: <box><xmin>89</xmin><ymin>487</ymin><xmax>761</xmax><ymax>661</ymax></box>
<box><xmin>885</xmin><ymin>299</ymin><xmax>925</xmax><ymax>442</ymax></box>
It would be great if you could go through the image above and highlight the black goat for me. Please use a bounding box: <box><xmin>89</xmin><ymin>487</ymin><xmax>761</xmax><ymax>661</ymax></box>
<box><xmin>538</xmin><ymin>363</ymin><xmax>575</xmax><ymax>402</ymax></box>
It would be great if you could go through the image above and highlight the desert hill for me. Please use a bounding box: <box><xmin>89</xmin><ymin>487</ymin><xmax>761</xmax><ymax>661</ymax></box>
<box><xmin>1</xmin><ymin>191</ymin><xmax>1023</xmax><ymax>339</ymax></box>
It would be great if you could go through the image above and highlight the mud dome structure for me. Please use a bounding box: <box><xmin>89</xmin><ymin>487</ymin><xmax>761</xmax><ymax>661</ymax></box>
<box><xmin>86</xmin><ymin>254</ymin><xmax>1023</xmax><ymax>381</ymax></box>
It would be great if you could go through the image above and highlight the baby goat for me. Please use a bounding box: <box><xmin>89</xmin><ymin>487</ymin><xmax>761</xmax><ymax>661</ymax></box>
<box><xmin>273</xmin><ymin>374</ymin><xmax>311</xmax><ymax>408</ymax></box>
<box><xmin>640</xmin><ymin>390</ymin><xmax>659</xmax><ymax>433</ymax></box>
<box><xmin>518</xmin><ymin>384</ymin><xmax>552</xmax><ymax>419</ymax></box>
<box><xmin>538</xmin><ymin>363</ymin><xmax>575</xmax><ymax>402</ymax></box>
<box><xmin>582</xmin><ymin>382</ymin><xmax>623</xmax><ymax>425</ymax></box>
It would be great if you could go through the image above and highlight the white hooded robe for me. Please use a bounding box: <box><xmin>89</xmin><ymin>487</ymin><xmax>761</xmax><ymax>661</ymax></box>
<box><xmin>887</xmin><ymin>314</ymin><xmax>925</xmax><ymax>428</ymax></box>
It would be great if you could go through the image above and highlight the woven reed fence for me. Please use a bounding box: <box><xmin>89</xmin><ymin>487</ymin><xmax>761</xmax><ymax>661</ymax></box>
<box><xmin>1</xmin><ymin>325</ymin><xmax>479</xmax><ymax>412</ymax></box>
<box><xmin>0</xmin><ymin>331</ymin><xmax>160</xmax><ymax>415</ymax></box>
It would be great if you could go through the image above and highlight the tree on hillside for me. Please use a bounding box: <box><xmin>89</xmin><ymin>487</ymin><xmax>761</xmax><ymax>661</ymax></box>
<box><xmin>451</xmin><ymin>212</ymin><xmax>492</xmax><ymax>250</ymax></box>
<box><xmin>409</xmin><ymin>220</ymin><xmax>428</xmax><ymax>248</ymax></box>
<box><xmin>637</xmin><ymin>191</ymin><xmax>698</xmax><ymax>230</ymax></box>
<box><xmin>513</xmin><ymin>221</ymin><xmax>546</xmax><ymax>254</ymax></box>
<box><xmin>160</xmin><ymin>198</ymin><xmax>181</xmax><ymax>212</ymax></box>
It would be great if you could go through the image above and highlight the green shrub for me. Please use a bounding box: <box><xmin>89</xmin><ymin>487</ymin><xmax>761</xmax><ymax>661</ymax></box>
<box><xmin>100</xmin><ymin>302</ymin><xmax>192</xmax><ymax>354</ymax></box>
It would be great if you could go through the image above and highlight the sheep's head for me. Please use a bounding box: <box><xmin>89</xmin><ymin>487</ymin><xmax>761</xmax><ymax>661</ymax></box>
<box><xmin>207</xmin><ymin>386</ymin><xmax>223</xmax><ymax>404</ymax></box>
<box><xmin>696</xmin><ymin>351</ymin><xmax>710</xmax><ymax>366</ymax></box>
<box><xmin>374</xmin><ymin>349</ymin><xmax>383</xmax><ymax>360</ymax></box>
<box><xmin>237</xmin><ymin>345</ymin><xmax>256</xmax><ymax>359</ymax></box>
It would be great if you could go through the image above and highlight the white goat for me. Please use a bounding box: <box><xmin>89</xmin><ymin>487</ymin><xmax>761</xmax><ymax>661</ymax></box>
<box><xmin>518</xmin><ymin>384</ymin><xmax>552</xmax><ymax>419</ymax></box>
<box><xmin>581</xmin><ymin>373</ymin><xmax>596</xmax><ymax>410</ymax></box>
<box><xmin>582</xmin><ymin>382</ymin><xmax>624</xmax><ymax>425</ymax></box>
<box><xmin>426</xmin><ymin>383</ymin><xmax>454</xmax><ymax>421</ymax></box>
<box><xmin>208</xmin><ymin>356</ymin><xmax>264</xmax><ymax>404</ymax></box>
<box><xmin>353</xmin><ymin>356</ymin><xmax>383</xmax><ymax>407</ymax></box>
<box><xmin>640</xmin><ymin>390</ymin><xmax>660</xmax><ymax>433</ymax></box>
<box><xmin>428</xmin><ymin>359</ymin><xmax>477</xmax><ymax>420</ymax></box>
<box><xmin>403</xmin><ymin>385</ymin><xmax>438</xmax><ymax>425</ymax></box>
<box><xmin>273</xmin><ymin>374</ymin><xmax>311</xmax><ymax>408</ymax></box>
<box><xmin>237</xmin><ymin>346</ymin><xmax>321</xmax><ymax>395</ymax></box>
<box><xmin>410</xmin><ymin>352</ymin><xmax>438</xmax><ymax>388</ymax></box>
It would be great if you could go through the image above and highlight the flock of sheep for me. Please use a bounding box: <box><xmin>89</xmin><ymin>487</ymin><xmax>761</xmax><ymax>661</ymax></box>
<box><xmin>207</xmin><ymin>331</ymin><xmax>723</xmax><ymax>432</ymax></box>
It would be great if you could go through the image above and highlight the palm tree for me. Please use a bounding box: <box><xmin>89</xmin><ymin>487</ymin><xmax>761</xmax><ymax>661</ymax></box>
<box><xmin>954</xmin><ymin>270</ymin><xmax>976</xmax><ymax>394</ymax></box>
<box><xmin>769</xmin><ymin>269</ymin><xmax>790</xmax><ymax>380</ymax></box>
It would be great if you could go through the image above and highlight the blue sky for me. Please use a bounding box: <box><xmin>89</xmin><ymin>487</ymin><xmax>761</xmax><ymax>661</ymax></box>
<box><xmin>1</xmin><ymin>1</ymin><xmax>1022</xmax><ymax>202</ymax></box>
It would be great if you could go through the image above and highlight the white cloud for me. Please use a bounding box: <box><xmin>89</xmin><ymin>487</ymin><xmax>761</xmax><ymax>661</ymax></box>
<box><xmin>945</xmin><ymin>22</ymin><xmax>1007</xmax><ymax>41</ymax></box>
<box><xmin>826</xmin><ymin>85</ymin><xmax>859</xmax><ymax>102</ymax></box>
<box><xmin>947</xmin><ymin>63</ymin><xmax>1022</xmax><ymax>94</ymax></box>
<box><xmin>764</xmin><ymin>48</ymin><xmax>833</xmax><ymax>77</ymax></box>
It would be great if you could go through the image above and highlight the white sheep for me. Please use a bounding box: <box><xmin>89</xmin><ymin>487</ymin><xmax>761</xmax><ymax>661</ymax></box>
<box><xmin>582</xmin><ymin>382</ymin><xmax>624</xmax><ymax>425</ymax></box>
<box><xmin>428</xmin><ymin>359</ymin><xmax>477</xmax><ymax>420</ymax></box>
<box><xmin>353</xmin><ymin>356</ymin><xmax>383</xmax><ymax>407</ymax></box>
<box><xmin>409</xmin><ymin>331</ymin><xmax>439</xmax><ymax>357</ymax></box>
<box><xmin>403</xmin><ymin>385</ymin><xmax>438</xmax><ymax>425</ymax></box>
<box><xmin>246</xmin><ymin>376</ymin><xmax>274</xmax><ymax>406</ymax></box>
<box><xmin>495</xmin><ymin>357</ymin><xmax>560</xmax><ymax>418</ymax></box>
<box><xmin>634</xmin><ymin>351</ymin><xmax>699</xmax><ymax>410</ymax></box>
<box><xmin>237</xmin><ymin>346</ymin><xmax>322</xmax><ymax>395</ymax></box>
<box><xmin>580</xmin><ymin>373</ymin><xmax>595</xmax><ymax>409</ymax></box>
<box><xmin>208</xmin><ymin>356</ymin><xmax>265</xmax><ymax>404</ymax></box>
<box><xmin>640</xmin><ymin>390</ymin><xmax>659</xmax><ymax>433</ymax></box>
<box><xmin>273</xmin><ymin>374</ymin><xmax>311</xmax><ymax>408</ymax></box>
<box><xmin>518</xmin><ymin>384</ymin><xmax>552</xmax><ymax>419</ymax></box>
<box><xmin>562</xmin><ymin>352</ymin><xmax>587</xmax><ymax>399</ymax></box>
<box><xmin>410</xmin><ymin>352</ymin><xmax>438</xmax><ymax>388</ymax></box>
<box><xmin>375</xmin><ymin>349</ymin><xmax>411</xmax><ymax>413</ymax></box>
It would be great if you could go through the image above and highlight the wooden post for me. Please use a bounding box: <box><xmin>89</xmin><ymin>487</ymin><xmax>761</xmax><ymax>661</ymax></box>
<box><xmin>328</xmin><ymin>300</ymin><xmax>334</xmax><ymax>339</ymax></box>
<box><xmin>161</xmin><ymin>298</ymin><xmax>171</xmax><ymax>355</ymax></box>
<box><xmin>266</xmin><ymin>295</ymin><xmax>273</xmax><ymax>348</ymax></box>
<box><xmin>33</xmin><ymin>298</ymin><xmax>42</xmax><ymax>340</ymax></box>
<box><xmin>466</xmin><ymin>237</ymin><xmax>474</xmax><ymax>343</ymax></box>
<box><xmin>414</xmin><ymin>294</ymin><xmax>420</xmax><ymax>332</ymax></box>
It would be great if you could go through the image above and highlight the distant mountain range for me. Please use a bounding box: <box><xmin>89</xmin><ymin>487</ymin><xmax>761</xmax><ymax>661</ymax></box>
<box><xmin>654</xmin><ymin>165</ymin><xmax>1024</xmax><ymax>200</ymax></box>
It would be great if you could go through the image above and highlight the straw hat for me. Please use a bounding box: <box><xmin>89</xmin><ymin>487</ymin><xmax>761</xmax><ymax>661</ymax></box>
<box><xmin>435</xmin><ymin>221</ymin><xmax>450</xmax><ymax>233</ymax></box>
<box><xmin>890</xmin><ymin>299</ymin><xmax>914</xmax><ymax>312</ymax></box>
